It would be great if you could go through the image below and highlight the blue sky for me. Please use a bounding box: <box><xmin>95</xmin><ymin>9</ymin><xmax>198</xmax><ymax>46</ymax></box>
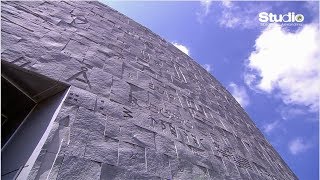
<box><xmin>102</xmin><ymin>1</ymin><xmax>319</xmax><ymax>179</ymax></box>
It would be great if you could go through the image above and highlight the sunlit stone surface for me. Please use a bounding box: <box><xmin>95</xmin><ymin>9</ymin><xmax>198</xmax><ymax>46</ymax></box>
<box><xmin>1</xmin><ymin>1</ymin><xmax>297</xmax><ymax>179</ymax></box>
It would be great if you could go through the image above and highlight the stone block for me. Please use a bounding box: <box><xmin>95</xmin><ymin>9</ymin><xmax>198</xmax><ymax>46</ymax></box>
<box><xmin>110</xmin><ymin>78</ymin><xmax>130</xmax><ymax>105</ymax></box>
<box><xmin>65</xmin><ymin>86</ymin><xmax>97</xmax><ymax>110</ymax></box>
<box><xmin>87</xmin><ymin>67</ymin><xmax>112</xmax><ymax>98</ymax></box>
<box><xmin>73</xmin><ymin>107</ymin><xmax>106</xmax><ymax>135</ymax></box>
<box><xmin>118</xmin><ymin>141</ymin><xmax>146</xmax><ymax>172</ymax></box>
<box><xmin>100</xmin><ymin>164</ymin><xmax>161</xmax><ymax>180</ymax></box>
<box><xmin>84</xmin><ymin>137</ymin><xmax>119</xmax><ymax>165</ymax></box>
<box><xmin>56</xmin><ymin>156</ymin><xmax>101</xmax><ymax>180</ymax></box>
<box><xmin>146</xmin><ymin>149</ymin><xmax>171</xmax><ymax>179</ymax></box>
<box><xmin>155</xmin><ymin>134</ymin><xmax>177</xmax><ymax>158</ymax></box>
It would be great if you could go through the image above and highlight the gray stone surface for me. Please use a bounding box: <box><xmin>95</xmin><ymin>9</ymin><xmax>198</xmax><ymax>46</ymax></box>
<box><xmin>1</xmin><ymin>1</ymin><xmax>297</xmax><ymax>180</ymax></box>
<box><xmin>56</xmin><ymin>156</ymin><xmax>101</xmax><ymax>180</ymax></box>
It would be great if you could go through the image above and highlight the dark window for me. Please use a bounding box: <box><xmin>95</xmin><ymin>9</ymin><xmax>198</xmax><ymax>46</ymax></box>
<box><xmin>1</xmin><ymin>61</ymin><xmax>68</xmax><ymax>180</ymax></box>
<box><xmin>1</xmin><ymin>76</ymin><xmax>36</xmax><ymax>147</ymax></box>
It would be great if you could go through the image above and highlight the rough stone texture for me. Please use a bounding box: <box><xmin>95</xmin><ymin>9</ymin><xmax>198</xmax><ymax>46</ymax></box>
<box><xmin>1</xmin><ymin>1</ymin><xmax>298</xmax><ymax>180</ymax></box>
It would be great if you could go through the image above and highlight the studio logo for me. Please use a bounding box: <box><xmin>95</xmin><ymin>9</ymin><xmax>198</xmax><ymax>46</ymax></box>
<box><xmin>259</xmin><ymin>12</ymin><xmax>304</xmax><ymax>23</ymax></box>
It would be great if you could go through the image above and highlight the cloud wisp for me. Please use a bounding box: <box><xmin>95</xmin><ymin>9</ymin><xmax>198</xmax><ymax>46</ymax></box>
<box><xmin>279</xmin><ymin>106</ymin><xmax>307</xmax><ymax>120</ymax></box>
<box><xmin>228</xmin><ymin>82</ymin><xmax>250</xmax><ymax>108</ymax></box>
<box><xmin>196</xmin><ymin>1</ymin><xmax>271</xmax><ymax>28</ymax></box>
<box><xmin>172</xmin><ymin>42</ymin><xmax>190</xmax><ymax>55</ymax></box>
<box><xmin>219</xmin><ymin>2</ymin><xmax>271</xmax><ymax>29</ymax></box>
<box><xmin>288</xmin><ymin>138</ymin><xmax>312</xmax><ymax>155</ymax></box>
<box><xmin>263</xmin><ymin>120</ymin><xmax>280</xmax><ymax>134</ymax></box>
<box><xmin>245</xmin><ymin>23</ymin><xmax>320</xmax><ymax>112</ymax></box>
<box><xmin>197</xmin><ymin>0</ymin><xmax>213</xmax><ymax>23</ymax></box>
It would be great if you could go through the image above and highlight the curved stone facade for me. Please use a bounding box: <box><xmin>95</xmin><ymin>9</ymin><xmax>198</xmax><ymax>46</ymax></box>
<box><xmin>1</xmin><ymin>1</ymin><xmax>297</xmax><ymax>180</ymax></box>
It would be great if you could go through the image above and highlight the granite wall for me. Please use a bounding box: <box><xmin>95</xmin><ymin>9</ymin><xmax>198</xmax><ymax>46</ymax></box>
<box><xmin>1</xmin><ymin>1</ymin><xmax>297</xmax><ymax>180</ymax></box>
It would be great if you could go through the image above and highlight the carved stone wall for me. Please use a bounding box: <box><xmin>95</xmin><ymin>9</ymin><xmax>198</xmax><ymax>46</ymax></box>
<box><xmin>1</xmin><ymin>1</ymin><xmax>297</xmax><ymax>180</ymax></box>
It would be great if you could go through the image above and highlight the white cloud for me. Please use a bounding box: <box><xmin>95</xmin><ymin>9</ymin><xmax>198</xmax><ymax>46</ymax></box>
<box><xmin>245</xmin><ymin>23</ymin><xmax>320</xmax><ymax>112</ymax></box>
<box><xmin>202</xmin><ymin>64</ymin><xmax>213</xmax><ymax>72</ymax></box>
<box><xmin>172</xmin><ymin>42</ymin><xmax>190</xmax><ymax>56</ymax></box>
<box><xmin>197</xmin><ymin>0</ymin><xmax>213</xmax><ymax>23</ymax></box>
<box><xmin>288</xmin><ymin>138</ymin><xmax>312</xmax><ymax>155</ymax></box>
<box><xmin>219</xmin><ymin>2</ymin><xmax>319</xmax><ymax>29</ymax></box>
<box><xmin>228</xmin><ymin>82</ymin><xmax>250</xmax><ymax>108</ymax></box>
<box><xmin>221</xmin><ymin>0</ymin><xmax>232</xmax><ymax>8</ymax></box>
<box><xmin>219</xmin><ymin>2</ymin><xmax>271</xmax><ymax>29</ymax></box>
<box><xmin>263</xmin><ymin>120</ymin><xmax>279</xmax><ymax>134</ymax></box>
<box><xmin>244</xmin><ymin>73</ymin><xmax>257</xmax><ymax>90</ymax></box>
<box><xmin>200</xmin><ymin>0</ymin><xmax>212</xmax><ymax>16</ymax></box>
<box><xmin>280</xmin><ymin>107</ymin><xmax>306</xmax><ymax>120</ymax></box>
